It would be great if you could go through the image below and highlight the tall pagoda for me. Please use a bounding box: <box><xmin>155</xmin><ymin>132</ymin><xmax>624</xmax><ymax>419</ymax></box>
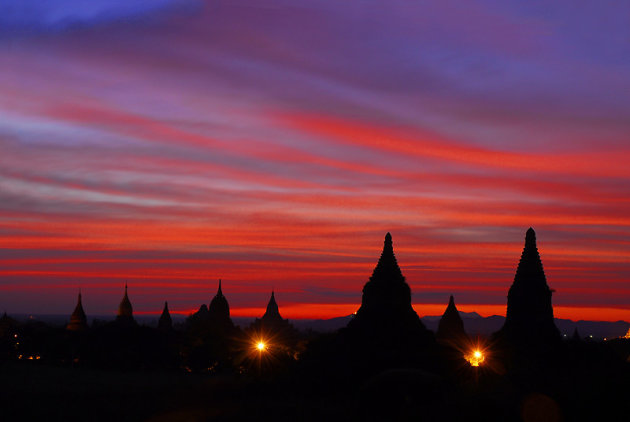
<box><xmin>499</xmin><ymin>228</ymin><xmax>560</xmax><ymax>345</ymax></box>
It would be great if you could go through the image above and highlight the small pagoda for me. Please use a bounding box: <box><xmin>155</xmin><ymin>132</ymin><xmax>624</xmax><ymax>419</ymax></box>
<box><xmin>158</xmin><ymin>301</ymin><xmax>172</xmax><ymax>331</ymax></box>
<box><xmin>66</xmin><ymin>291</ymin><xmax>88</xmax><ymax>331</ymax></box>
<box><xmin>252</xmin><ymin>291</ymin><xmax>292</xmax><ymax>332</ymax></box>
<box><xmin>262</xmin><ymin>291</ymin><xmax>286</xmax><ymax>326</ymax></box>
<box><xmin>115</xmin><ymin>283</ymin><xmax>136</xmax><ymax>325</ymax></box>
<box><xmin>436</xmin><ymin>295</ymin><xmax>467</xmax><ymax>345</ymax></box>
<box><xmin>208</xmin><ymin>280</ymin><xmax>233</xmax><ymax>329</ymax></box>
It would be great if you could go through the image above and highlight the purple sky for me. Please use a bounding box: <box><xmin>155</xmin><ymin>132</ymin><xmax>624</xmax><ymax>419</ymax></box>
<box><xmin>1</xmin><ymin>1</ymin><xmax>629</xmax><ymax>320</ymax></box>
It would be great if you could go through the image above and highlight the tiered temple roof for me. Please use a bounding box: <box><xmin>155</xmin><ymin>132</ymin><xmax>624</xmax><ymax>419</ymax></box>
<box><xmin>499</xmin><ymin>228</ymin><xmax>560</xmax><ymax>345</ymax></box>
<box><xmin>347</xmin><ymin>233</ymin><xmax>430</xmax><ymax>340</ymax></box>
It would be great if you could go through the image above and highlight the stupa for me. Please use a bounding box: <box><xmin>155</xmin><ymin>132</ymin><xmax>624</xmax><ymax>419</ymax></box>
<box><xmin>208</xmin><ymin>280</ymin><xmax>232</xmax><ymax>327</ymax></box>
<box><xmin>436</xmin><ymin>295</ymin><xmax>467</xmax><ymax>344</ymax></box>
<box><xmin>257</xmin><ymin>291</ymin><xmax>290</xmax><ymax>330</ymax></box>
<box><xmin>66</xmin><ymin>291</ymin><xmax>88</xmax><ymax>331</ymax></box>
<box><xmin>498</xmin><ymin>228</ymin><xmax>560</xmax><ymax>345</ymax></box>
<box><xmin>116</xmin><ymin>283</ymin><xmax>136</xmax><ymax>325</ymax></box>
<box><xmin>347</xmin><ymin>233</ymin><xmax>430</xmax><ymax>341</ymax></box>
<box><xmin>158</xmin><ymin>301</ymin><xmax>172</xmax><ymax>331</ymax></box>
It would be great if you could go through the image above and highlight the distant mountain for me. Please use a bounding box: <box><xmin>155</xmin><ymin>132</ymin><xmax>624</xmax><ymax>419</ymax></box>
<box><xmin>422</xmin><ymin>311</ymin><xmax>482</xmax><ymax>323</ymax></box>
<box><xmin>287</xmin><ymin>312</ymin><xmax>629</xmax><ymax>340</ymax></box>
<box><xmin>291</xmin><ymin>315</ymin><xmax>354</xmax><ymax>332</ymax></box>
<box><xmin>10</xmin><ymin>312</ymin><xmax>629</xmax><ymax>340</ymax></box>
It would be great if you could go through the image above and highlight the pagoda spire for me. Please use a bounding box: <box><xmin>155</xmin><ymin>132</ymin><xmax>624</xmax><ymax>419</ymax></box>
<box><xmin>66</xmin><ymin>290</ymin><xmax>88</xmax><ymax>331</ymax></box>
<box><xmin>348</xmin><ymin>233</ymin><xmax>430</xmax><ymax>341</ymax></box>
<box><xmin>500</xmin><ymin>228</ymin><xmax>560</xmax><ymax>345</ymax></box>
<box><xmin>158</xmin><ymin>301</ymin><xmax>172</xmax><ymax>331</ymax></box>
<box><xmin>436</xmin><ymin>295</ymin><xmax>467</xmax><ymax>343</ymax></box>
<box><xmin>513</xmin><ymin>228</ymin><xmax>547</xmax><ymax>287</ymax></box>
<box><xmin>263</xmin><ymin>290</ymin><xmax>281</xmax><ymax>319</ymax></box>
<box><xmin>369</xmin><ymin>232</ymin><xmax>405</xmax><ymax>284</ymax></box>
<box><xmin>208</xmin><ymin>279</ymin><xmax>231</xmax><ymax>325</ymax></box>
<box><xmin>117</xmin><ymin>282</ymin><xmax>134</xmax><ymax>322</ymax></box>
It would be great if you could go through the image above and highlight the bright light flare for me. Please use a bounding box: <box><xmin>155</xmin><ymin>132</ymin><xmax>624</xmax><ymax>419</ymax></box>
<box><xmin>466</xmin><ymin>349</ymin><xmax>485</xmax><ymax>367</ymax></box>
<box><xmin>256</xmin><ymin>341</ymin><xmax>266</xmax><ymax>352</ymax></box>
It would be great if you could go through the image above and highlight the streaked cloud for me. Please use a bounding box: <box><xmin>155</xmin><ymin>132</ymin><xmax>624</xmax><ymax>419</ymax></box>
<box><xmin>0</xmin><ymin>0</ymin><xmax>628</xmax><ymax>320</ymax></box>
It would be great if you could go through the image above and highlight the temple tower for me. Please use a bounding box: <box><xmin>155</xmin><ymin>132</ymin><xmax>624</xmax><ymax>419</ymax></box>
<box><xmin>208</xmin><ymin>280</ymin><xmax>231</xmax><ymax>327</ymax></box>
<box><xmin>347</xmin><ymin>233</ymin><xmax>429</xmax><ymax>339</ymax></box>
<box><xmin>158</xmin><ymin>301</ymin><xmax>172</xmax><ymax>331</ymax></box>
<box><xmin>116</xmin><ymin>283</ymin><xmax>135</xmax><ymax>324</ymax></box>
<box><xmin>500</xmin><ymin>228</ymin><xmax>560</xmax><ymax>345</ymax></box>
<box><xmin>66</xmin><ymin>291</ymin><xmax>88</xmax><ymax>331</ymax></box>
<box><xmin>260</xmin><ymin>291</ymin><xmax>289</xmax><ymax>329</ymax></box>
<box><xmin>436</xmin><ymin>295</ymin><xmax>467</xmax><ymax>344</ymax></box>
<box><xmin>249</xmin><ymin>291</ymin><xmax>295</xmax><ymax>342</ymax></box>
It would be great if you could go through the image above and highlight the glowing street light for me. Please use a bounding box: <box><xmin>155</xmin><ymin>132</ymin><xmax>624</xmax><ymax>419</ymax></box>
<box><xmin>466</xmin><ymin>349</ymin><xmax>485</xmax><ymax>367</ymax></box>
<box><xmin>256</xmin><ymin>341</ymin><xmax>266</xmax><ymax>352</ymax></box>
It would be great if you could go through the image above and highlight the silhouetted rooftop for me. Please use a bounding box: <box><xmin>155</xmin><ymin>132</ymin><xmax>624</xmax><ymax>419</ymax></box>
<box><xmin>116</xmin><ymin>284</ymin><xmax>135</xmax><ymax>324</ymax></box>
<box><xmin>436</xmin><ymin>295</ymin><xmax>467</xmax><ymax>343</ymax></box>
<box><xmin>499</xmin><ymin>227</ymin><xmax>560</xmax><ymax>347</ymax></box>
<box><xmin>348</xmin><ymin>233</ymin><xmax>430</xmax><ymax>342</ymax></box>
<box><xmin>158</xmin><ymin>301</ymin><xmax>172</xmax><ymax>331</ymax></box>
<box><xmin>208</xmin><ymin>279</ymin><xmax>231</xmax><ymax>324</ymax></box>
<box><xmin>66</xmin><ymin>291</ymin><xmax>88</xmax><ymax>331</ymax></box>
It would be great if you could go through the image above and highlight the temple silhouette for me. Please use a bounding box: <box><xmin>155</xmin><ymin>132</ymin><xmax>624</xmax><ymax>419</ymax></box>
<box><xmin>66</xmin><ymin>291</ymin><xmax>88</xmax><ymax>332</ymax></box>
<box><xmin>1</xmin><ymin>229</ymin><xmax>628</xmax><ymax>422</ymax></box>
<box><xmin>115</xmin><ymin>283</ymin><xmax>136</xmax><ymax>326</ymax></box>
<box><xmin>187</xmin><ymin>280</ymin><xmax>236</xmax><ymax>332</ymax></box>
<box><xmin>207</xmin><ymin>280</ymin><xmax>234</xmax><ymax>332</ymax></box>
<box><xmin>249</xmin><ymin>291</ymin><xmax>298</xmax><ymax>355</ymax></box>
<box><xmin>347</xmin><ymin>232</ymin><xmax>431</xmax><ymax>343</ymax></box>
<box><xmin>496</xmin><ymin>228</ymin><xmax>560</xmax><ymax>347</ymax></box>
<box><xmin>436</xmin><ymin>295</ymin><xmax>468</xmax><ymax>345</ymax></box>
<box><xmin>157</xmin><ymin>301</ymin><xmax>172</xmax><ymax>331</ymax></box>
<box><xmin>251</xmin><ymin>291</ymin><xmax>292</xmax><ymax>332</ymax></box>
<box><xmin>183</xmin><ymin>280</ymin><xmax>239</xmax><ymax>371</ymax></box>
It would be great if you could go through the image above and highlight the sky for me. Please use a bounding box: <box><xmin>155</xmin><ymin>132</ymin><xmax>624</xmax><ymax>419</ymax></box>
<box><xmin>1</xmin><ymin>0</ymin><xmax>629</xmax><ymax>321</ymax></box>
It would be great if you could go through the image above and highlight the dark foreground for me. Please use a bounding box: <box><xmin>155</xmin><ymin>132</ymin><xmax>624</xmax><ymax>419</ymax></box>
<box><xmin>2</xmin><ymin>338</ymin><xmax>629</xmax><ymax>422</ymax></box>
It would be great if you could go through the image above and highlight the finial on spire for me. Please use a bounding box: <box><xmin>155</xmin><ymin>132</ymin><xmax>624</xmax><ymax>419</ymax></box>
<box><xmin>382</xmin><ymin>232</ymin><xmax>394</xmax><ymax>255</ymax></box>
<box><xmin>448</xmin><ymin>295</ymin><xmax>455</xmax><ymax>305</ymax></box>
<box><xmin>218</xmin><ymin>279</ymin><xmax>222</xmax><ymax>295</ymax></box>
